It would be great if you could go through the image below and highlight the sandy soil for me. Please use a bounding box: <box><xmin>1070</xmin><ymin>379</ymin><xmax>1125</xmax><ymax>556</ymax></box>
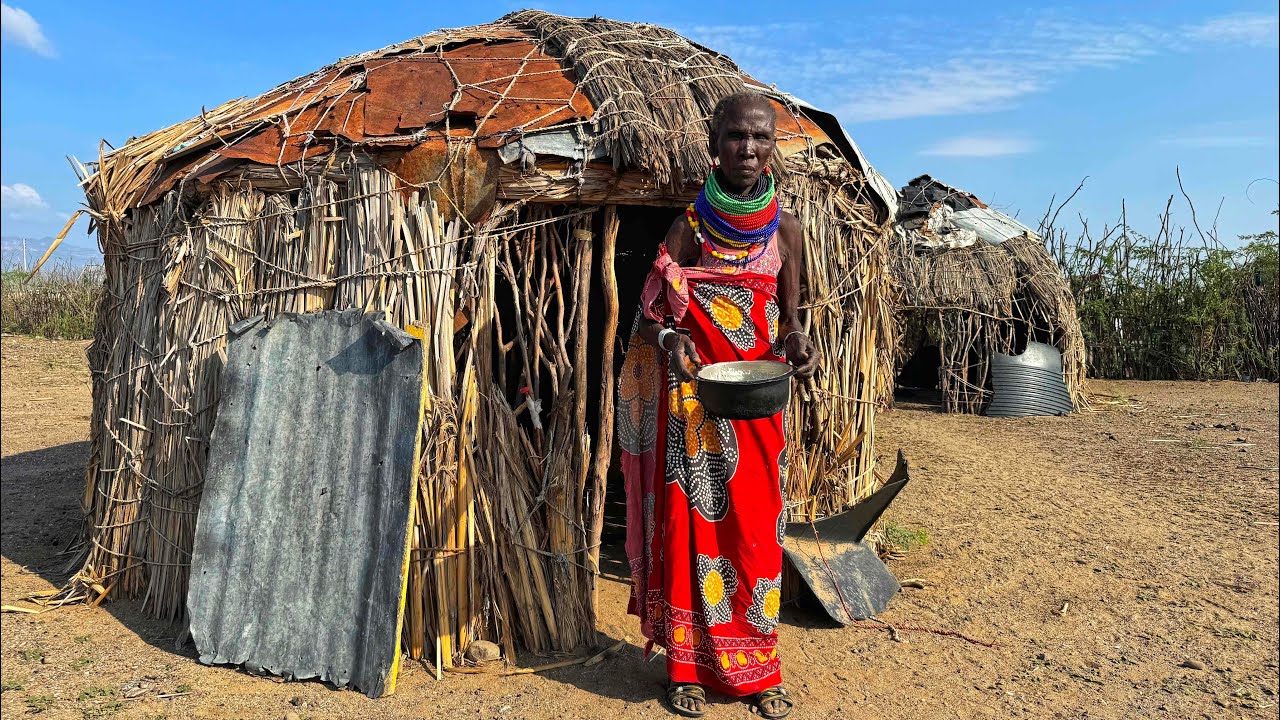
<box><xmin>2</xmin><ymin>335</ymin><xmax>1277</xmax><ymax>720</ymax></box>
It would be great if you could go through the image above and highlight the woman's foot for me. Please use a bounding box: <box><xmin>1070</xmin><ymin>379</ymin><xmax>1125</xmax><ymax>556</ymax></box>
<box><xmin>754</xmin><ymin>686</ymin><xmax>794</xmax><ymax>718</ymax></box>
<box><xmin>666</xmin><ymin>683</ymin><xmax>706</xmax><ymax>717</ymax></box>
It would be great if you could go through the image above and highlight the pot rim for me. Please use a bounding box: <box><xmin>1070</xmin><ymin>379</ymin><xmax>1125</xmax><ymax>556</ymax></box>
<box><xmin>696</xmin><ymin>360</ymin><xmax>796</xmax><ymax>388</ymax></box>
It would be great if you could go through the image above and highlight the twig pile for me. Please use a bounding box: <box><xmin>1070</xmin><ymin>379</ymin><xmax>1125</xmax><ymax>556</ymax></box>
<box><xmin>1046</xmin><ymin>200</ymin><xmax>1278</xmax><ymax>381</ymax></box>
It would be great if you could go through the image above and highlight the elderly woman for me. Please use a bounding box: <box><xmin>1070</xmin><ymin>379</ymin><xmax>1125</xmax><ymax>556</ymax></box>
<box><xmin>617</xmin><ymin>92</ymin><xmax>818</xmax><ymax>719</ymax></box>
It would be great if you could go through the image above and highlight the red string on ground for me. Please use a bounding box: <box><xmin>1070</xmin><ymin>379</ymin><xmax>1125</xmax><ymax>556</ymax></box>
<box><xmin>807</xmin><ymin>519</ymin><xmax>998</xmax><ymax>649</ymax></box>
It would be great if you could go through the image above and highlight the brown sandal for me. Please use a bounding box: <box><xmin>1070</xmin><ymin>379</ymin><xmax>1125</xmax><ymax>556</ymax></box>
<box><xmin>754</xmin><ymin>686</ymin><xmax>794</xmax><ymax>718</ymax></box>
<box><xmin>666</xmin><ymin>683</ymin><xmax>706</xmax><ymax>717</ymax></box>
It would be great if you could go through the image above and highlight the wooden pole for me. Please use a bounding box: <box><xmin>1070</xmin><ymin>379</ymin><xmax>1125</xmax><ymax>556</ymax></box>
<box><xmin>571</xmin><ymin>222</ymin><xmax>594</xmax><ymax>638</ymax></box>
<box><xmin>587</xmin><ymin>207</ymin><xmax>619</xmax><ymax>603</ymax></box>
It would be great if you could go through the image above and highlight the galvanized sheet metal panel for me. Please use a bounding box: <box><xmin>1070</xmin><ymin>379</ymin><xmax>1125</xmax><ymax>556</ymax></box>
<box><xmin>986</xmin><ymin>342</ymin><xmax>1074</xmax><ymax>417</ymax></box>
<box><xmin>782</xmin><ymin>93</ymin><xmax>899</xmax><ymax>219</ymax></box>
<box><xmin>188</xmin><ymin>309</ymin><xmax>422</xmax><ymax>697</ymax></box>
<box><xmin>950</xmin><ymin>208</ymin><xmax>1036</xmax><ymax>245</ymax></box>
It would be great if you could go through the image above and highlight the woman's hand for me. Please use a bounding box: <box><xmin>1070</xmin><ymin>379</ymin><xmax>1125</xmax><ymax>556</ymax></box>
<box><xmin>784</xmin><ymin>332</ymin><xmax>819</xmax><ymax>380</ymax></box>
<box><xmin>663</xmin><ymin>331</ymin><xmax>703</xmax><ymax>382</ymax></box>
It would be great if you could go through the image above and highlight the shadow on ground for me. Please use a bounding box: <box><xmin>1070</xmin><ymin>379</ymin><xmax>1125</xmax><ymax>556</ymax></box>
<box><xmin>1</xmin><ymin>440</ymin><xmax>89</xmax><ymax>584</ymax></box>
<box><xmin>1</xmin><ymin>440</ymin><xmax>198</xmax><ymax>661</ymax></box>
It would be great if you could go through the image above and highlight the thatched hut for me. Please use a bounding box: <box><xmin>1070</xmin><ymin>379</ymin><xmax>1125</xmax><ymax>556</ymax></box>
<box><xmin>66</xmin><ymin>11</ymin><xmax>897</xmax><ymax>665</ymax></box>
<box><xmin>891</xmin><ymin>175</ymin><xmax>1087</xmax><ymax>413</ymax></box>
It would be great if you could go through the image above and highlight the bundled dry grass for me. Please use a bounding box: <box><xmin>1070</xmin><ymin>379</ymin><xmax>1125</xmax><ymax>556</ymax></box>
<box><xmin>58</xmin><ymin>11</ymin><xmax>895</xmax><ymax>666</ymax></box>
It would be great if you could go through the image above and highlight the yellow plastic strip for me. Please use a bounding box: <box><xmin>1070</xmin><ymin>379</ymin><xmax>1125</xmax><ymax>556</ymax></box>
<box><xmin>385</xmin><ymin>341</ymin><xmax>430</xmax><ymax>696</ymax></box>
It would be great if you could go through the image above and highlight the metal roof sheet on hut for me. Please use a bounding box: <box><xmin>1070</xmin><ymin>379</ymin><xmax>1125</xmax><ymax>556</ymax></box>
<box><xmin>66</xmin><ymin>10</ymin><xmax>899</xmax><ymax>675</ymax></box>
<box><xmin>891</xmin><ymin>175</ymin><xmax>1088</xmax><ymax>414</ymax></box>
<box><xmin>897</xmin><ymin>174</ymin><xmax>1035</xmax><ymax>250</ymax></box>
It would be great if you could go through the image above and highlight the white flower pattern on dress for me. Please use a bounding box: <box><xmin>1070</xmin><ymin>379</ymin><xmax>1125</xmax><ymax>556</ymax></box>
<box><xmin>746</xmin><ymin>574</ymin><xmax>783</xmax><ymax>635</ymax></box>
<box><xmin>696</xmin><ymin>554</ymin><xmax>738</xmax><ymax>626</ymax></box>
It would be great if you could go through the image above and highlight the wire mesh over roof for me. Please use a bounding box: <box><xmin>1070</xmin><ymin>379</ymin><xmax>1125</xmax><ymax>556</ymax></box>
<box><xmin>84</xmin><ymin>10</ymin><xmax>895</xmax><ymax>220</ymax></box>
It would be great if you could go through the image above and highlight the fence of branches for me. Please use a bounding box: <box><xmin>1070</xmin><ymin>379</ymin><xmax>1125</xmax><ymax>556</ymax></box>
<box><xmin>1043</xmin><ymin>194</ymin><xmax>1277</xmax><ymax>382</ymax></box>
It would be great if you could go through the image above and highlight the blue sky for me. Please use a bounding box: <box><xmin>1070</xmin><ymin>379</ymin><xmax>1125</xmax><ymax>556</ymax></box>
<box><xmin>2</xmin><ymin>1</ymin><xmax>1277</xmax><ymax>264</ymax></box>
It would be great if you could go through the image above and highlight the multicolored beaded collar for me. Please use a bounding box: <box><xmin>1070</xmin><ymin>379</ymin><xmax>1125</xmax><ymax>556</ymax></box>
<box><xmin>687</xmin><ymin>167</ymin><xmax>780</xmax><ymax>265</ymax></box>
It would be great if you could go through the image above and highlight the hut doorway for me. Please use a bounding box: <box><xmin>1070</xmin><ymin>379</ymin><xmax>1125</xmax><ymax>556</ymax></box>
<box><xmin>585</xmin><ymin>205</ymin><xmax>683</xmax><ymax>581</ymax></box>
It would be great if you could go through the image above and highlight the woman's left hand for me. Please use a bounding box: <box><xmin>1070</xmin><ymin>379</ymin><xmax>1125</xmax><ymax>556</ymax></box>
<box><xmin>784</xmin><ymin>332</ymin><xmax>820</xmax><ymax>380</ymax></box>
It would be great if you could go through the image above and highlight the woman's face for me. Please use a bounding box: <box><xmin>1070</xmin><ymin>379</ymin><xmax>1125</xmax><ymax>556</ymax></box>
<box><xmin>713</xmin><ymin>103</ymin><xmax>776</xmax><ymax>193</ymax></box>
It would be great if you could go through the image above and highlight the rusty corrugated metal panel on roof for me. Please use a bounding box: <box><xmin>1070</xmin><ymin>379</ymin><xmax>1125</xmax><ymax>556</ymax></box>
<box><xmin>188</xmin><ymin>310</ymin><xmax>422</xmax><ymax>698</ymax></box>
<box><xmin>95</xmin><ymin>14</ymin><xmax>890</xmax><ymax>216</ymax></box>
<box><xmin>148</xmin><ymin>38</ymin><xmax>595</xmax><ymax>195</ymax></box>
<box><xmin>394</xmin><ymin>140</ymin><xmax>499</xmax><ymax>223</ymax></box>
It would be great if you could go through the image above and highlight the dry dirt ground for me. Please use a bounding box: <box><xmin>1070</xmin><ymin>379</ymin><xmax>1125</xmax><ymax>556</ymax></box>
<box><xmin>2</xmin><ymin>334</ymin><xmax>1277</xmax><ymax>720</ymax></box>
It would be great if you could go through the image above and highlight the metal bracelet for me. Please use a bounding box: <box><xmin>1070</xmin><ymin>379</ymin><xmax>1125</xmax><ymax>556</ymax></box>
<box><xmin>783</xmin><ymin>330</ymin><xmax>808</xmax><ymax>346</ymax></box>
<box><xmin>657</xmin><ymin>327</ymin><xmax>676</xmax><ymax>352</ymax></box>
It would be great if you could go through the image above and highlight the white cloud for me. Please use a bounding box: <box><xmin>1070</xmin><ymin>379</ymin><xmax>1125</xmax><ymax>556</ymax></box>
<box><xmin>1184</xmin><ymin>12</ymin><xmax>1278</xmax><ymax>47</ymax></box>
<box><xmin>1160</xmin><ymin>135</ymin><xmax>1277</xmax><ymax>149</ymax></box>
<box><xmin>1</xmin><ymin>183</ymin><xmax>51</xmax><ymax>218</ymax></box>
<box><xmin>838</xmin><ymin>16</ymin><xmax>1171</xmax><ymax>122</ymax></box>
<box><xmin>1158</xmin><ymin>120</ymin><xmax>1280</xmax><ymax>149</ymax></box>
<box><xmin>920</xmin><ymin>136</ymin><xmax>1036</xmax><ymax>158</ymax></box>
<box><xmin>684</xmin><ymin>11</ymin><xmax>1279</xmax><ymax>124</ymax></box>
<box><xmin>845</xmin><ymin>61</ymin><xmax>1043</xmax><ymax>123</ymax></box>
<box><xmin>1</xmin><ymin>3</ymin><xmax>54</xmax><ymax>57</ymax></box>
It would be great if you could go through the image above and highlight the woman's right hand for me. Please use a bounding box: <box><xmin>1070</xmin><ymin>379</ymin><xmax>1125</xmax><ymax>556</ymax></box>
<box><xmin>663</xmin><ymin>332</ymin><xmax>703</xmax><ymax>382</ymax></box>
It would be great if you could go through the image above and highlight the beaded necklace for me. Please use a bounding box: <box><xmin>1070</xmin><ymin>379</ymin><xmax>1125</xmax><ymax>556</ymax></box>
<box><xmin>687</xmin><ymin>167</ymin><xmax>780</xmax><ymax>266</ymax></box>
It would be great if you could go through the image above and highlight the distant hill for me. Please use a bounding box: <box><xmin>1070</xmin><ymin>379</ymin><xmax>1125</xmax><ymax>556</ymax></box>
<box><xmin>1</xmin><ymin>235</ymin><xmax>102</xmax><ymax>269</ymax></box>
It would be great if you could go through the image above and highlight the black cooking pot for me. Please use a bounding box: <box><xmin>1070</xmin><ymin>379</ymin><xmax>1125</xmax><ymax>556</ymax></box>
<box><xmin>696</xmin><ymin>360</ymin><xmax>795</xmax><ymax>420</ymax></box>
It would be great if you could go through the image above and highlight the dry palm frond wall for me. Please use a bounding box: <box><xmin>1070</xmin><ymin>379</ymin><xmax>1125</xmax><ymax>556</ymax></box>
<box><xmin>66</xmin><ymin>11</ymin><xmax>894</xmax><ymax>665</ymax></box>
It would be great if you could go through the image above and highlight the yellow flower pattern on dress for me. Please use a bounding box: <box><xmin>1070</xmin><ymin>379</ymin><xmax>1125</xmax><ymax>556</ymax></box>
<box><xmin>703</xmin><ymin>570</ymin><xmax>725</xmax><ymax>605</ymax></box>
<box><xmin>710</xmin><ymin>295</ymin><xmax>745</xmax><ymax>331</ymax></box>
<box><xmin>620</xmin><ymin>344</ymin><xmax>658</xmax><ymax>429</ymax></box>
<box><xmin>693</xmin><ymin>283</ymin><xmax>757</xmax><ymax>350</ymax></box>
<box><xmin>666</xmin><ymin>380</ymin><xmax>738</xmax><ymax>521</ymax></box>
<box><xmin>617</xmin><ymin>329</ymin><xmax>660</xmax><ymax>455</ymax></box>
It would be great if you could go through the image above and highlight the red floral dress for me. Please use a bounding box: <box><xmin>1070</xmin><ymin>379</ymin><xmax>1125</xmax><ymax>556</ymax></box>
<box><xmin>619</xmin><ymin>239</ymin><xmax>788</xmax><ymax>696</ymax></box>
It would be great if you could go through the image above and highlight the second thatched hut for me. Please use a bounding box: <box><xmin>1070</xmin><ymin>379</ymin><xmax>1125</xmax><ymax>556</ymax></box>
<box><xmin>891</xmin><ymin>175</ymin><xmax>1087</xmax><ymax>413</ymax></box>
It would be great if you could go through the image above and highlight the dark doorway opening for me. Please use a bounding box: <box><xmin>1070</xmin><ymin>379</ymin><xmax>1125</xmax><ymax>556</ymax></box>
<box><xmin>589</xmin><ymin>204</ymin><xmax>683</xmax><ymax>580</ymax></box>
